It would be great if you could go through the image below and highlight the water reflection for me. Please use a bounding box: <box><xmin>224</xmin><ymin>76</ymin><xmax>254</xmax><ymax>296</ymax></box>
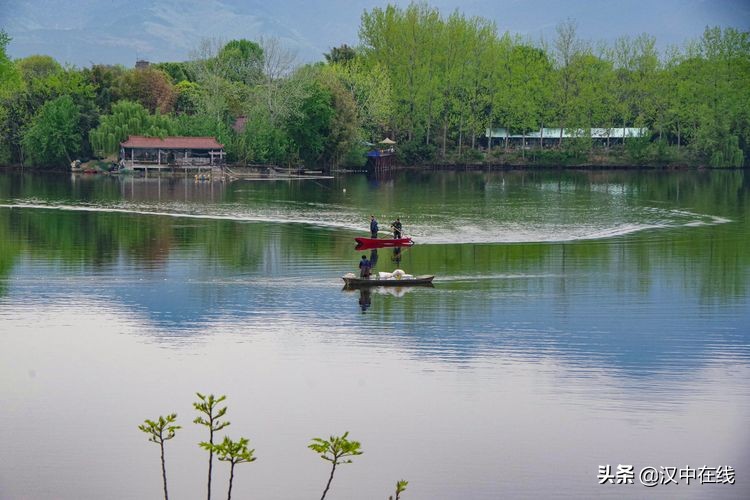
<box><xmin>392</xmin><ymin>246</ymin><xmax>402</xmax><ymax>264</ymax></box>
<box><xmin>0</xmin><ymin>170</ymin><xmax>748</xmax><ymax>380</ymax></box>
<box><xmin>369</xmin><ymin>248</ymin><xmax>379</xmax><ymax>270</ymax></box>
<box><xmin>1</xmin><ymin>170</ymin><xmax>749</xmax><ymax>499</ymax></box>
<box><xmin>358</xmin><ymin>287</ymin><xmax>371</xmax><ymax>313</ymax></box>
<box><xmin>342</xmin><ymin>282</ymin><xmax>432</xmax><ymax>314</ymax></box>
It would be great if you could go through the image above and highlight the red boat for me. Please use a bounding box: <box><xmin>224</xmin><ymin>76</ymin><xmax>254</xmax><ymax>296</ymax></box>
<box><xmin>355</xmin><ymin>237</ymin><xmax>414</xmax><ymax>249</ymax></box>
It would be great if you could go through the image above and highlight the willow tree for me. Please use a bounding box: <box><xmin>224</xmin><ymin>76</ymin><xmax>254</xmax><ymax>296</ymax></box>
<box><xmin>89</xmin><ymin>100</ymin><xmax>176</xmax><ymax>157</ymax></box>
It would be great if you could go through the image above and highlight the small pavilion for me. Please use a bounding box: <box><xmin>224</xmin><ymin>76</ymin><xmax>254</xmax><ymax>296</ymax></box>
<box><xmin>366</xmin><ymin>138</ymin><xmax>397</xmax><ymax>171</ymax></box>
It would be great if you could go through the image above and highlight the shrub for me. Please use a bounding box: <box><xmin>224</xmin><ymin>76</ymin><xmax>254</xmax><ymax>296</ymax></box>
<box><xmin>397</xmin><ymin>140</ymin><xmax>436</xmax><ymax>164</ymax></box>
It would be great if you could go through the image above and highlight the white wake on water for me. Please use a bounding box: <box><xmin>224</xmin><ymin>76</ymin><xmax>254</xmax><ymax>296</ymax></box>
<box><xmin>0</xmin><ymin>200</ymin><xmax>731</xmax><ymax>244</ymax></box>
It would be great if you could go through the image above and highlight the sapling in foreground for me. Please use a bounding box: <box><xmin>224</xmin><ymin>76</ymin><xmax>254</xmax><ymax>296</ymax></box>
<box><xmin>194</xmin><ymin>393</ymin><xmax>230</xmax><ymax>500</ymax></box>
<box><xmin>308</xmin><ymin>431</ymin><xmax>363</xmax><ymax>500</ymax></box>
<box><xmin>138</xmin><ymin>413</ymin><xmax>181</xmax><ymax>500</ymax></box>
<box><xmin>203</xmin><ymin>436</ymin><xmax>256</xmax><ymax>500</ymax></box>
<box><xmin>389</xmin><ymin>479</ymin><xmax>409</xmax><ymax>500</ymax></box>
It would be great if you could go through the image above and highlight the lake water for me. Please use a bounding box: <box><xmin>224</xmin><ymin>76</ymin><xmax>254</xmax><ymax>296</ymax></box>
<box><xmin>0</xmin><ymin>169</ymin><xmax>748</xmax><ymax>499</ymax></box>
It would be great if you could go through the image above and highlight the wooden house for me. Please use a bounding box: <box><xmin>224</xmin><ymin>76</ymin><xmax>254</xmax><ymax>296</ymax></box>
<box><xmin>119</xmin><ymin>136</ymin><xmax>226</xmax><ymax>171</ymax></box>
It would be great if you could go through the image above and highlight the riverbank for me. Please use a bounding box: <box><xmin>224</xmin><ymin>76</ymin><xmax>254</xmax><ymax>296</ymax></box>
<box><xmin>2</xmin><ymin>146</ymin><xmax>746</xmax><ymax>173</ymax></box>
<box><xmin>390</xmin><ymin>141</ymin><xmax>749</xmax><ymax>170</ymax></box>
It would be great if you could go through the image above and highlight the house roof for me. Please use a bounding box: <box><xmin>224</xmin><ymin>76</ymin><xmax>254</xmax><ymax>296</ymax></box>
<box><xmin>486</xmin><ymin>127</ymin><xmax>649</xmax><ymax>139</ymax></box>
<box><xmin>120</xmin><ymin>136</ymin><xmax>224</xmax><ymax>149</ymax></box>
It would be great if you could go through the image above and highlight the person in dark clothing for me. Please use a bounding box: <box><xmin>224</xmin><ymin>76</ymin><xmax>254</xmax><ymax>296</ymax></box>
<box><xmin>391</xmin><ymin>217</ymin><xmax>403</xmax><ymax>239</ymax></box>
<box><xmin>370</xmin><ymin>215</ymin><xmax>379</xmax><ymax>238</ymax></box>
<box><xmin>359</xmin><ymin>255</ymin><xmax>371</xmax><ymax>278</ymax></box>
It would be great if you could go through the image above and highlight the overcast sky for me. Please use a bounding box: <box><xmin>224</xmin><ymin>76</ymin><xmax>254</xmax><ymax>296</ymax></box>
<box><xmin>1</xmin><ymin>0</ymin><xmax>749</xmax><ymax>66</ymax></box>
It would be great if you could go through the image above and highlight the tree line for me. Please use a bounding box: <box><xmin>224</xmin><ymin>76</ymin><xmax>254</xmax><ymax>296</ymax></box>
<box><xmin>1</xmin><ymin>2</ymin><xmax>748</xmax><ymax>168</ymax></box>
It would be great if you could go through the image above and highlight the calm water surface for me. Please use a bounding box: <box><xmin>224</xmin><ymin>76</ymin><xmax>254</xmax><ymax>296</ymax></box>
<box><xmin>1</xmin><ymin>170</ymin><xmax>749</xmax><ymax>499</ymax></box>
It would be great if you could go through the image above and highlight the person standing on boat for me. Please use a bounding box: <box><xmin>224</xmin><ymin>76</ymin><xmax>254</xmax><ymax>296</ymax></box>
<box><xmin>359</xmin><ymin>255</ymin><xmax>371</xmax><ymax>278</ymax></box>
<box><xmin>391</xmin><ymin>217</ymin><xmax>403</xmax><ymax>239</ymax></box>
<box><xmin>370</xmin><ymin>215</ymin><xmax>379</xmax><ymax>238</ymax></box>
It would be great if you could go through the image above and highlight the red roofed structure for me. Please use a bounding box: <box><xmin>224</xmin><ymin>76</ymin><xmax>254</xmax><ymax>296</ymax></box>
<box><xmin>119</xmin><ymin>135</ymin><xmax>226</xmax><ymax>171</ymax></box>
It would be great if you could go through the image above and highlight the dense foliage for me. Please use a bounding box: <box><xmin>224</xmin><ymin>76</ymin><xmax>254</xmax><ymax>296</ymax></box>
<box><xmin>0</xmin><ymin>6</ymin><xmax>748</xmax><ymax>168</ymax></box>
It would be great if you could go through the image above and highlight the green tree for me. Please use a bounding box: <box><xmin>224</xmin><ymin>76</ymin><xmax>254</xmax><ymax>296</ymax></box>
<box><xmin>174</xmin><ymin>80</ymin><xmax>201</xmax><ymax>115</ymax></box>
<box><xmin>202</xmin><ymin>436</ymin><xmax>256</xmax><ymax>500</ymax></box>
<box><xmin>324</xmin><ymin>44</ymin><xmax>357</xmax><ymax>65</ymax></box>
<box><xmin>388</xmin><ymin>479</ymin><xmax>409</xmax><ymax>500</ymax></box>
<box><xmin>692</xmin><ymin>27</ymin><xmax>750</xmax><ymax>166</ymax></box>
<box><xmin>89</xmin><ymin>100</ymin><xmax>176</xmax><ymax>156</ymax></box>
<box><xmin>0</xmin><ymin>31</ymin><xmax>23</xmax><ymax>163</ymax></box>
<box><xmin>235</xmin><ymin>112</ymin><xmax>290</xmax><ymax>165</ymax></box>
<box><xmin>308</xmin><ymin>431</ymin><xmax>363</xmax><ymax>500</ymax></box>
<box><xmin>506</xmin><ymin>43</ymin><xmax>555</xmax><ymax>155</ymax></box>
<box><xmin>3</xmin><ymin>58</ymin><xmax>96</xmax><ymax>164</ymax></box>
<box><xmin>552</xmin><ymin>19</ymin><xmax>584</xmax><ymax>145</ymax></box>
<box><xmin>16</xmin><ymin>55</ymin><xmax>62</xmax><ymax>81</ymax></box>
<box><xmin>189</xmin><ymin>39</ymin><xmax>253</xmax><ymax>125</ymax></box>
<box><xmin>0</xmin><ymin>30</ymin><xmax>22</xmax><ymax>96</ymax></box>
<box><xmin>22</xmin><ymin>95</ymin><xmax>81</xmax><ymax>165</ymax></box>
<box><xmin>82</xmin><ymin>64</ymin><xmax>126</xmax><ymax>114</ymax></box>
<box><xmin>326</xmin><ymin>57</ymin><xmax>393</xmax><ymax>141</ymax></box>
<box><xmin>193</xmin><ymin>393</ymin><xmax>230</xmax><ymax>500</ymax></box>
<box><xmin>119</xmin><ymin>67</ymin><xmax>176</xmax><ymax>114</ymax></box>
<box><xmin>153</xmin><ymin>61</ymin><xmax>196</xmax><ymax>84</ymax></box>
<box><xmin>218</xmin><ymin>39</ymin><xmax>264</xmax><ymax>84</ymax></box>
<box><xmin>361</xmin><ymin>3</ymin><xmax>451</xmax><ymax>145</ymax></box>
<box><xmin>286</xmin><ymin>79</ymin><xmax>334</xmax><ymax>167</ymax></box>
<box><xmin>317</xmin><ymin>68</ymin><xmax>359</xmax><ymax>168</ymax></box>
<box><xmin>138</xmin><ymin>413</ymin><xmax>180</xmax><ymax>500</ymax></box>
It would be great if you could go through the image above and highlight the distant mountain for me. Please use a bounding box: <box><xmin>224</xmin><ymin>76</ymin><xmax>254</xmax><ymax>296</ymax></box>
<box><xmin>2</xmin><ymin>0</ymin><xmax>748</xmax><ymax>67</ymax></box>
<box><xmin>2</xmin><ymin>0</ymin><xmax>328</xmax><ymax>65</ymax></box>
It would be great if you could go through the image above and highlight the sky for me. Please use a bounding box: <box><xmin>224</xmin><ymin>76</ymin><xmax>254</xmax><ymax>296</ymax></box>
<box><xmin>1</xmin><ymin>0</ymin><xmax>749</xmax><ymax>67</ymax></box>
